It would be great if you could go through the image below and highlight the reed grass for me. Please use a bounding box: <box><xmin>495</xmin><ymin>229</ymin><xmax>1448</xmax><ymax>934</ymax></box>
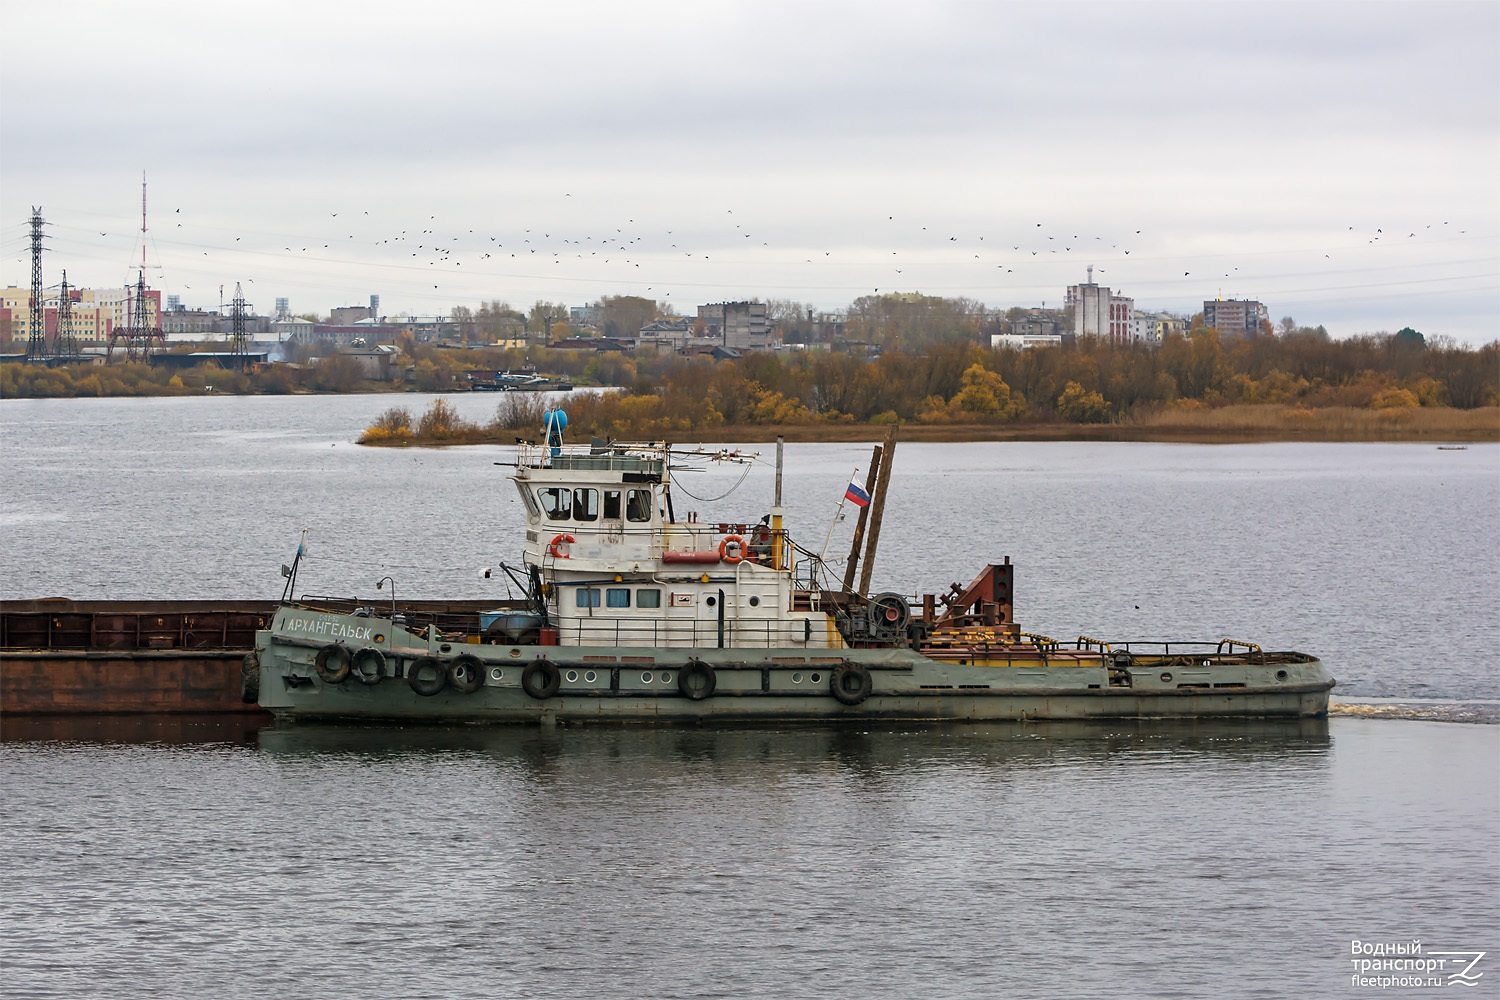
<box><xmin>360</xmin><ymin>401</ymin><xmax>1497</xmax><ymax>447</ymax></box>
<box><xmin>1122</xmin><ymin>404</ymin><xmax>1498</xmax><ymax>442</ymax></box>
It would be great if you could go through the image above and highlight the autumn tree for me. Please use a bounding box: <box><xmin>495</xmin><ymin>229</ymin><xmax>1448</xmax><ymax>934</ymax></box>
<box><xmin>1056</xmin><ymin>381</ymin><xmax>1111</xmax><ymax>423</ymax></box>
<box><xmin>597</xmin><ymin>295</ymin><xmax>658</xmax><ymax>339</ymax></box>
<box><xmin>477</xmin><ymin>300</ymin><xmax>526</xmax><ymax>342</ymax></box>
<box><xmin>528</xmin><ymin>301</ymin><xmax>569</xmax><ymax>339</ymax></box>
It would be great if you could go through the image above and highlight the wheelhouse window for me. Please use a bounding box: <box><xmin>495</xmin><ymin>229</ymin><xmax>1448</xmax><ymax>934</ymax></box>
<box><xmin>572</xmin><ymin>488</ymin><xmax>600</xmax><ymax>522</ymax></box>
<box><xmin>603</xmin><ymin>490</ymin><xmax>622</xmax><ymax>520</ymax></box>
<box><xmin>539</xmin><ymin>487</ymin><xmax>571</xmax><ymax>521</ymax></box>
<box><xmin>518</xmin><ymin>483</ymin><xmax>541</xmax><ymax>520</ymax></box>
<box><xmin>636</xmin><ymin>588</ymin><xmax>661</xmax><ymax>609</ymax></box>
<box><xmin>575</xmin><ymin>588</ymin><xmax>601</xmax><ymax>608</ymax></box>
<box><xmin>606</xmin><ymin>588</ymin><xmax>630</xmax><ymax>608</ymax></box>
<box><xmin>626</xmin><ymin>489</ymin><xmax>653</xmax><ymax>523</ymax></box>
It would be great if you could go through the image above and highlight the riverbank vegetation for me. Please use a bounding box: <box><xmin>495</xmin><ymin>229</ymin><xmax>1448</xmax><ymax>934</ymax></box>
<box><xmin>359</xmin><ymin>331</ymin><xmax>1498</xmax><ymax>445</ymax></box>
<box><xmin>6</xmin><ymin>327</ymin><xmax>1495</xmax><ymax>445</ymax></box>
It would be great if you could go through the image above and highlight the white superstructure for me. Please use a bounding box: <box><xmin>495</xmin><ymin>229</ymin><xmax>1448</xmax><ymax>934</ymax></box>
<box><xmin>512</xmin><ymin>442</ymin><xmax>841</xmax><ymax>649</ymax></box>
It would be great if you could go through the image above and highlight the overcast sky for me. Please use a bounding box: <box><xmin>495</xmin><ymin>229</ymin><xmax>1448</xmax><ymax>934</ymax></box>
<box><xmin>3</xmin><ymin>0</ymin><xmax>1496</xmax><ymax>342</ymax></box>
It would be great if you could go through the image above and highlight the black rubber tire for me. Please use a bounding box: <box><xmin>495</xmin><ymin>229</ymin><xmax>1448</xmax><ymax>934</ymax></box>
<box><xmin>678</xmin><ymin>660</ymin><xmax>717</xmax><ymax>701</ymax></box>
<box><xmin>521</xmin><ymin>659</ymin><xmax>560</xmax><ymax>700</ymax></box>
<box><xmin>352</xmin><ymin>648</ymin><xmax>386</xmax><ymax>685</ymax></box>
<box><xmin>830</xmin><ymin>662</ymin><xmax>873</xmax><ymax>706</ymax></box>
<box><xmin>240</xmin><ymin>652</ymin><xmax>260</xmax><ymax>704</ymax></box>
<box><xmin>449</xmin><ymin>653</ymin><xmax>485</xmax><ymax>694</ymax></box>
<box><xmin>408</xmin><ymin>656</ymin><xmax>447</xmax><ymax>697</ymax></box>
<box><xmin>314</xmin><ymin>645</ymin><xmax>352</xmax><ymax>684</ymax></box>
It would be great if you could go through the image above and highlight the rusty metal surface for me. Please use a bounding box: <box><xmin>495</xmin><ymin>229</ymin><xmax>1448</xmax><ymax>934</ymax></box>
<box><xmin>1</xmin><ymin>601</ymin><xmax>277</xmax><ymax>651</ymax></box>
<box><xmin>0</xmin><ymin>599</ymin><xmax>512</xmax><ymax>652</ymax></box>
<box><xmin>0</xmin><ymin>650</ymin><xmax>271</xmax><ymax>716</ymax></box>
<box><xmin>0</xmin><ymin>598</ymin><xmax>514</xmax><ymax>716</ymax></box>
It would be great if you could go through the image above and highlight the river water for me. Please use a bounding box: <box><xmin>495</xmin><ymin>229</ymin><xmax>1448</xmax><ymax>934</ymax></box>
<box><xmin>1</xmin><ymin>394</ymin><xmax>1497</xmax><ymax>997</ymax></box>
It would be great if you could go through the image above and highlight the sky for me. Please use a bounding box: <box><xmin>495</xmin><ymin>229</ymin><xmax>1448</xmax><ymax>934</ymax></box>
<box><xmin>3</xmin><ymin>0</ymin><xmax>1497</xmax><ymax>343</ymax></box>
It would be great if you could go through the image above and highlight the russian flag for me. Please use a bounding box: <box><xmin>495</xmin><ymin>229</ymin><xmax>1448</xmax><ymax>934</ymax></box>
<box><xmin>845</xmin><ymin>479</ymin><xmax>872</xmax><ymax>508</ymax></box>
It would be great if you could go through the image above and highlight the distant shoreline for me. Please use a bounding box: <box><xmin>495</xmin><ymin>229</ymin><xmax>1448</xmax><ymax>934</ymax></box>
<box><xmin>357</xmin><ymin>404</ymin><xmax>1500</xmax><ymax>447</ymax></box>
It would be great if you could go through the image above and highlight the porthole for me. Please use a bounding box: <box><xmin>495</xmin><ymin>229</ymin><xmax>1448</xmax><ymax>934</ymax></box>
<box><xmin>792</xmin><ymin>672</ymin><xmax>803</xmax><ymax>684</ymax></box>
<box><xmin>749</xmin><ymin>596</ymin><xmax>760</xmax><ymax>607</ymax></box>
<box><xmin>1160</xmin><ymin>672</ymin><xmax>1173</xmax><ymax>683</ymax></box>
<box><xmin>509</xmin><ymin>649</ymin><xmax>522</xmax><ymax>658</ymax></box>
<box><xmin>565</xmin><ymin>670</ymin><xmax>579</xmax><ymax>683</ymax></box>
<box><xmin>642</xmin><ymin>671</ymin><xmax>654</xmax><ymax>684</ymax></box>
<box><xmin>1276</xmin><ymin>670</ymin><xmax>1288</xmax><ymax>681</ymax></box>
<box><xmin>810</xmin><ymin>672</ymin><xmax>821</xmax><ymax>684</ymax></box>
<box><xmin>585</xmin><ymin>671</ymin><xmax>598</xmax><ymax>684</ymax></box>
<box><xmin>489</xmin><ymin>667</ymin><xmax>504</xmax><ymax>682</ymax></box>
<box><xmin>661</xmin><ymin>672</ymin><xmax>672</xmax><ymax>684</ymax></box>
<box><xmin>373</xmin><ymin>633</ymin><xmax>385</xmax><ymax>643</ymax></box>
<box><xmin>705</xmin><ymin>596</ymin><xmax>717</xmax><ymax>607</ymax></box>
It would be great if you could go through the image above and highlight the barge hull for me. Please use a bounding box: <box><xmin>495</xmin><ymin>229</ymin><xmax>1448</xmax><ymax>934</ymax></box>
<box><xmin>1</xmin><ymin>651</ymin><xmax>266</xmax><ymax>716</ymax></box>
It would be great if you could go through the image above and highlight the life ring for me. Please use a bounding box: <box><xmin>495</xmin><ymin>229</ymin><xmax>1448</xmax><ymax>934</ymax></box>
<box><xmin>548</xmin><ymin>533</ymin><xmax>575</xmax><ymax>559</ymax></box>
<box><xmin>830</xmin><ymin>662</ymin><xmax>873</xmax><ymax>706</ymax></box>
<box><xmin>678</xmin><ymin>659</ymin><xmax>717</xmax><ymax>700</ymax></box>
<box><xmin>719</xmin><ymin>534</ymin><xmax>747</xmax><ymax>563</ymax></box>
<box><xmin>240</xmin><ymin>651</ymin><xmax>260</xmax><ymax>703</ymax></box>
<box><xmin>314</xmin><ymin>644</ymin><xmax>352</xmax><ymax>684</ymax></box>
<box><xmin>448</xmin><ymin>653</ymin><xmax>485</xmax><ymax>694</ymax></box>
<box><xmin>408</xmin><ymin>656</ymin><xmax>446</xmax><ymax>697</ymax></box>
<box><xmin>522</xmin><ymin>658</ymin><xmax>561</xmax><ymax>699</ymax></box>
<box><xmin>351</xmin><ymin>647</ymin><xmax>386</xmax><ymax>685</ymax></box>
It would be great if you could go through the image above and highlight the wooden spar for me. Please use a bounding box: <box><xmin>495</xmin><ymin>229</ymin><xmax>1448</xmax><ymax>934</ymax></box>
<box><xmin>858</xmin><ymin>424</ymin><xmax>898</xmax><ymax>596</ymax></box>
<box><xmin>772</xmin><ymin>436</ymin><xmax>785</xmax><ymax>570</ymax></box>
<box><xmin>841</xmin><ymin>444</ymin><xmax>882</xmax><ymax>591</ymax></box>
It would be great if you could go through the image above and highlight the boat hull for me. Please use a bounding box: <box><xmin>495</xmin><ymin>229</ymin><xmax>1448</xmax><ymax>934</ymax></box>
<box><xmin>255</xmin><ymin>621</ymin><xmax>1334</xmax><ymax>724</ymax></box>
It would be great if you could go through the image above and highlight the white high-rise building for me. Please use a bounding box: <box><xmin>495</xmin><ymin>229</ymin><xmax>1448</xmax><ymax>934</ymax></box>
<box><xmin>1065</xmin><ymin>267</ymin><xmax>1132</xmax><ymax>344</ymax></box>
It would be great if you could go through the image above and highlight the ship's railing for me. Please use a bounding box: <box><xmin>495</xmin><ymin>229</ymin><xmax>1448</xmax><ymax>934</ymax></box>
<box><xmin>293</xmin><ymin>596</ymin><xmax>524</xmax><ymax>639</ymax></box>
<box><xmin>516</xmin><ymin>440</ymin><xmax>668</xmax><ymax>474</ymax></box>
<box><xmin>555</xmin><ymin>614</ymin><xmax>835</xmax><ymax>649</ymax></box>
<box><xmin>922</xmin><ymin>634</ymin><xmax>1288</xmax><ymax>664</ymax></box>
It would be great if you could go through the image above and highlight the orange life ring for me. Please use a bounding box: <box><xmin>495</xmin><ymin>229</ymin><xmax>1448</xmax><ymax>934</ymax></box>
<box><xmin>548</xmin><ymin>533</ymin><xmax>575</xmax><ymax>558</ymax></box>
<box><xmin>719</xmin><ymin>534</ymin><xmax>746</xmax><ymax>563</ymax></box>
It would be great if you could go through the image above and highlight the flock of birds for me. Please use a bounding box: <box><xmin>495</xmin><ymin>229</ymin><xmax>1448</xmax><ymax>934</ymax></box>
<box><xmin>8</xmin><ymin>194</ymin><xmax>1484</xmax><ymax>310</ymax></box>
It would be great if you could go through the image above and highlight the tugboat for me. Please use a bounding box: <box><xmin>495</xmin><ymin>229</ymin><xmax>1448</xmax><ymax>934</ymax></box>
<box><xmin>251</xmin><ymin>429</ymin><xmax>1334</xmax><ymax>722</ymax></box>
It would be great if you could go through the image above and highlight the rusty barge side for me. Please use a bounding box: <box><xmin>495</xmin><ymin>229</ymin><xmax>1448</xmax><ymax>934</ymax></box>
<box><xmin>0</xmin><ymin>599</ymin><xmax>508</xmax><ymax>716</ymax></box>
<box><xmin>1</xmin><ymin>601</ymin><xmax>276</xmax><ymax>716</ymax></box>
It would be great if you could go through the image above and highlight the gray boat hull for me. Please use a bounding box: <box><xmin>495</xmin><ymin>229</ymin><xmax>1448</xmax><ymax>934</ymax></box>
<box><xmin>255</xmin><ymin>616</ymin><xmax>1334</xmax><ymax>723</ymax></box>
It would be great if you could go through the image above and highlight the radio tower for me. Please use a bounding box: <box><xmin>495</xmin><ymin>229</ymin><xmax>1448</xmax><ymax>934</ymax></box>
<box><xmin>229</xmin><ymin>281</ymin><xmax>248</xmax><ymax>356</ymax></box>
<box><xmin>25</xmin><ymin>207</ymin><xmax>49</xmax><ymax>361</ymax></box>
<box><xmin>55</xmin><ymin>271</ymin><xmax>80</xmax><ymax>359</ymax></box>
<box><xmin>107</xmin><ymin>173</ymin><xmax>165</xmax><ymax>362</ymax></box>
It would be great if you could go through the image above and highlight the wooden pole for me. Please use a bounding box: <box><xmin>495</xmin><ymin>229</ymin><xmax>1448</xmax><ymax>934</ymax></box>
<box><xmin>858</xmin><ymin>424</ymin><xmax>898</xmax><ymax>596</ymax></box>
<box><xmin>771</xmin><ymin>436</ymin><xmax>785</xmax><ymax>570</ymax></box>
<box><xmin>841</xmin><ymin>445</ymin><xmax>882</xmax><ymax>591</ymax></box>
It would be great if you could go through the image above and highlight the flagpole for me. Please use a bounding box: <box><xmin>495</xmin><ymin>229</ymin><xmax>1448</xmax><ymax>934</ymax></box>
<box><xmin>817</xmin><ymin>468</ymin><xmax>859</xmax><ymax>565</ymax></box>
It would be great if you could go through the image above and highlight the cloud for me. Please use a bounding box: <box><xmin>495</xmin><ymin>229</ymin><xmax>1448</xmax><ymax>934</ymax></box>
<box><xmin>2</xmin><ymin>0</ymin><xmax>1495</xmax><ymax>341</ymax></box>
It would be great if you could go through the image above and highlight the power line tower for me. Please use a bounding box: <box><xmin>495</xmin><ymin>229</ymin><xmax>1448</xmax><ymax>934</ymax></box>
<box><xmin>55</xmin><ymin>271</ymin><xmax>80</xmax><ymax>360</ymax></box>
<box><xmin>229</xmin><ymin>282</ymin><xmax>249</xmax><ymax>357</ymax></box>
<box><xmin>109</xmin><ymin>272</ymin><xmax>166</xmax><ymax>362</ymax></box>
<box><xmin>25</xmin><ymin>207</ymin><xmax>49</xmax><ymax>361</ymax></box>
<box><xmin>107</xmin><ymin>173</ymin><xmax>165</xmax><ymax>363</ymax></box>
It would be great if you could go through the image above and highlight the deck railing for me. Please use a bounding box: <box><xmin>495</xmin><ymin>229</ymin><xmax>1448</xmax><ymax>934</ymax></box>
<box><xmin>557</xmin><ymin>614</ymin><xmax>834</xmax><ymax>649</ymax></box>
